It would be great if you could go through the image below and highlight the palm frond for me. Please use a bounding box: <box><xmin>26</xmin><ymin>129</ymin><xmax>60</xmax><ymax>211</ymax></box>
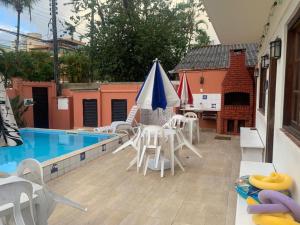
<box><xmin>0</xmin><ymin>0</ymin><xmax>14</xmax><ymax>9</ymax></box>
<box><xmin>0</xmin><ymin>0</ymin><xmax>11</xmax><ymax>6</ymax></box>
<box><xmin>22</xmin><ymin>0</ymin><xmax>39</xmax><ymax>20</ymax></box>
<box><xmin>2</xmin><ymin>0</ymin><xmax>40</xmax><ymax>16</ymax></box>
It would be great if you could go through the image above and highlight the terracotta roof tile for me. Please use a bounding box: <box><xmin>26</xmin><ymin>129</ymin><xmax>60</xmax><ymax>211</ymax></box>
<box><xmin>174</xmin><ymin>43</ymin><xmax>258</xmax><ymax>71</ymax></box>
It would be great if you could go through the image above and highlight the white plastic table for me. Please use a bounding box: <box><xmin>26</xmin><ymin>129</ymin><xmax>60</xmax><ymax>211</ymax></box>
<box><xmin>164</xmin><ymin>128</ymin><xmax>176</xmax><ymax>176</ymax></box>
<box><xmin>142</xmin><ymin>128</ymin><xmax>176</xmax><ymax>175</ymax></box>
<box><xmin>235</xmin><ymin>161</ymin><xmax>275</xmax><ymax>225</ymax></box>
<box><xmin>163</xmin><ymin>128</ymin><xmax>200</xmax><ymax>176</ymax></box>
<box><xmin>180</xmin><ymin>107</ymin><xmax>219</xmax><ymax>144</ymax></box>
<box><xmin>185</xmin><ymin>117</ymin><xmax>200</xmax><ymax>144</ymax></box>
<box><xmin>146</xmin><ymin>128</ymin><xmax>197</xmax><ymax>176</ymax></box>
<box><xmin>240</xmin><ymin>128</ymin><xmax>265</xmax><ymax>162</ymax></box>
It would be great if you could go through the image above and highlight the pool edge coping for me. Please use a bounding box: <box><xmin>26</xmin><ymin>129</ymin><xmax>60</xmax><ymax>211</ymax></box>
<box><xmin>18</xmin><ymin>127</ymin><xmax>126</xmax><ymax>168</ymax></box>
<box><xmin>42</xmin><ymin>134</ymin><xmax>125</xmax><ymax>167</ymax></box>
<box><xmin>18</xmin><ymin>128</ymin><xmax>129</xmax><ymax>182</ymax></box>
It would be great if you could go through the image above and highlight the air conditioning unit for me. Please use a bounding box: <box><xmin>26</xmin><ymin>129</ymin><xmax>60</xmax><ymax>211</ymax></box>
<box><xmin>24</xmin><ymin>98</ymin><xmax>34</xmax><ymax>106</ymax></box>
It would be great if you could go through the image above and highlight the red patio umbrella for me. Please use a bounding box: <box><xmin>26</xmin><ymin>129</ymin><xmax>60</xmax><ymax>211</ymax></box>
<box><xmin>177</xmin><ymin>72</ymin><xmax>193</xmax><ymax>105</ymax></box>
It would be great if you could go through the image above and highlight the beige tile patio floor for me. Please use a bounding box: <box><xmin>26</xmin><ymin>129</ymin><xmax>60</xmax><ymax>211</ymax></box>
<box><xmin>48</xmin><ymin>131</ymin><xmax>241</xmax><ymax>225</ymax></box>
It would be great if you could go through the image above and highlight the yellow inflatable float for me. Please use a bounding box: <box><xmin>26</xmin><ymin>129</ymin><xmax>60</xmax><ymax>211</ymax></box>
<box><xmin>253</xmin><ymin>213</ymin><xmax>300</xmax><ymax>225</ymax></box>
<box><xmin>247</xmin><ymin>194</ymin><xmax>300</xmax><ymax>225</ymax></box>
<box><xmin>249</xmin><ymin>172</ymin><xmax>292</xmax><ymax>191</ymax></box>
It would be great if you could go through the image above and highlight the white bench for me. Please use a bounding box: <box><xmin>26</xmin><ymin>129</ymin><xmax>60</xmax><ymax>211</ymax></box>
<box><xmin>240</xmin><ymin>128</ymin><xmax>265</xmax><ymax>162</ymax></box>
<box><xmin>235</xmin><ymin>161</ymin><xmax>275</xmax><ymax>225</ymax></box>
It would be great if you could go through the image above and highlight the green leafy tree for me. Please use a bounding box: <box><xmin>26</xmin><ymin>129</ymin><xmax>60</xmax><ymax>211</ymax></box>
<box><xmin>0</xmin><ymin>0</ymin><xmax>39</xmax><ymax>52</ymax></box>
<box><xmin>14</xmin><ymin>51</ymin><xmax>53</xmax><ymax>81</ymax></box>
<box><xmin>0</xmin><ymin>48</ymin><xmax>17</xmax><ymax>86</ymax></box>
<box><xmin>0</xmin><ymin>50</ymin><xmax>53</xmax><ymax>82</ymax></box>
<box><xmin>64</xmin><ymin>21</ymin><xmax>76</xmax><ymax>40</ymax></box>
<box><xmin>60</xmin><ymin>51</ymin><xmax>90</xmax><ymax>83</ymax></box>
<box><xmin>64</xmin><ymin>0</ymin><xmax>103</xmax><ymax>81</ymax></box>
<box><xmin>67</xmin><ymin>0</ymin><xmax>211</xmax><ymax>82</ymax></box>
<box><xmin>182</xmin><ymin>0</ymin><xmax>208</xmax><ymax>49</ymax></box>
<box><xmin>194</xmin><ymin>29</ymin><xmax>211</xmax><ymax>47</ymax></box>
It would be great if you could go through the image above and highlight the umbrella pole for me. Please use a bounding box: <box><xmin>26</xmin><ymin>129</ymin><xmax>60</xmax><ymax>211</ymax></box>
<box><xmin>157</xmin><ymin>109</ymin><xmax>160</xmax><ymax>125</ymax></box>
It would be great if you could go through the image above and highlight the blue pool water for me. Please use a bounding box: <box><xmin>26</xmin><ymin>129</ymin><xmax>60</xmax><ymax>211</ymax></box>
<box><xmin>0</xmin><ymin>129</ymin><xmax>113</xmax><ymax>173</ymax></box>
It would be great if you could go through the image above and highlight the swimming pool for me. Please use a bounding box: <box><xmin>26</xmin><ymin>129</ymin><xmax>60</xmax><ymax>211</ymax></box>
<box><xmin>0</xmin><ymin>128</ymin><xmax>113</xmax><ymax>173</ymax></box>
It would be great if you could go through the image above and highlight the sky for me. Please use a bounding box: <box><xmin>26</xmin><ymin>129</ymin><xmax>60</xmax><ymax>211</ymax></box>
<box><xmin>0</xmin><ymin>0</ymin><xmax>219</xmax><ymax>47</ymax></box>
<box><xmin>0</xmin><ymin>0</ymin><xmax>82</xmax><ymax>46</ymax></box>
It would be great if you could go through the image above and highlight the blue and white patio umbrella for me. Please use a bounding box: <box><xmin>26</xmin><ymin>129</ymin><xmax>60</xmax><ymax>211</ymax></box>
<box><xmin>136</xmin><ymin>59</ymin><xmax>180</xmax><ymax>110</ymax></box>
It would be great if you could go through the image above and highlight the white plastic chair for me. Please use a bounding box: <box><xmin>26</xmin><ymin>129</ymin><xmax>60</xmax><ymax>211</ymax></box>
<box><xmin>113</xmin><ymin>126</ymin><xmax>142</xmax><ymax>171</ymax></box>
<box><xmin>164</xmin><ymin>115</ymin><xmax>202</xmax><ymax>159</ymax></box>
<box><xmin>138</xmin><ymin>126</ymin><xmax>166</xmax><ymax>177</ymax></box>
<box><xmin>17</xmin><ymin>159</ymin><xmax>87</xmax><ymax>225</ymax></box>
<box><xmin>184</xmin><ymin>112</ymin><xmax>200</xmax><ymax>143</ymax></box>
<box><xmin>163</xmin><ymin>114</ymin><xmax>187</xmax><ymax>152</ymax></box>
<box><xmin>184</xmin><ymin>112</ymin><xmax>198</xmax><ymax>118</ymax></box>
<box><xmin>94</xmin><ymin>105</ymin><xmax>139</xmax><ymax>133</ymax></box>
<box><xmin>163</xmin><ymin>115</ymin><xmax>187</xmax><ymax>171</ymax></box>
<box><xmin>0</xmin><ymin>181</ymin><xmax>36</xmax><ymax>225</ymax></box>
<box><xmin>164</xmin><ymin>114</ymin><xmax>187</xmax><ymax>130</ymax></box>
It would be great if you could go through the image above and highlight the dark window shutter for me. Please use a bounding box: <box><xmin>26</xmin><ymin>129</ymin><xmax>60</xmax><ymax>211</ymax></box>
<box><xmin>111</xmin><ymin>99</ymin><xmax>127</xmax><ymax>122</ymax></box>
<box><xmin>83</xmin><ymin>99</ymin><xmax>98</xmax><ymax>127</ymax></box>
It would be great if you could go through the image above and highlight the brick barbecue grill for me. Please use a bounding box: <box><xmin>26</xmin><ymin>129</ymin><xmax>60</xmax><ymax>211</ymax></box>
<box><xmin>221</xmin><ymin>49</ymin><xmax>255</xmax><ymax>134</ymax></box>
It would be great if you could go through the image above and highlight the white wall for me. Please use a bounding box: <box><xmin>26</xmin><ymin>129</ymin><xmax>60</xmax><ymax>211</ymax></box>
<box><xmin>193</xmin><ymin>94</ymin><xmax>221</xmax><ymax>110</ymax></box>
<box><xmin>274</xmin><ymin>130</ymin><xmax>300</xmax><ymax>201</ymax></box>
<box><xmin>256</xmin><ymin>112</ymin><xmax>266</xmax><ymax>146</ymax></box>
<box><xmin>255</xmin><ymin>68</ymin><xmax>269</xmax><ymax>146</ymax></box>
<box><xmin>256</xmin><ymin>0</ymin><xmax>300</xmax><ymax>201</ymax></box>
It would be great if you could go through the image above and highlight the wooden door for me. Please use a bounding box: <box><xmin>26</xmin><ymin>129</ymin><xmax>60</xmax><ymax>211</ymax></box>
<box><xmin>32</xmin><ymin>87</ymin><xmax>49</xmax><ymax>128</ymax></box>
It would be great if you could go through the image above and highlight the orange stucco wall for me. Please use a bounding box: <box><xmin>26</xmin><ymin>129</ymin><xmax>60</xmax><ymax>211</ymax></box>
<box><xmin>64</xmin><ymin>90</ymin><xmax>101</xmax><ymax>129</ymax></box>
<box><xmin>7</xmin><ymin>74</ymin><xmax>225</xmax><ymax>131</ymax></box>
<box><xmin>61</xmin><ymin>83</ymin><xmax>141</xmax><ymax>128</ymax></box>
<box><xmin>7</xmin><ymin>79</ymin><xmax>143</xmax><ymax>129</ymax></box>
<box><xmin>179</xmin><ymin>69</ymin><xmax>227</xmax><ymax>131</ymax></box>
<box><xmin>7</xmin><ymin>78</ymin><xmax>74</xmax><ymax>130</ymax></box>
<box><xmin>7</xmin><ymin>78</ymin><xmax>57</xmax><ymax>128</ymax></box>
<box><xmin>179</xmin><ymin>69</ymin><xmax>227</xmax><ymax>94</ymax></box>
<box><xmin>51</xmin><ymin>97</ymin><xmax>74</xmax><ymax>129</ymax></box>
<box><xmin>99</xmin><ymin>83</ymin><xmax>141</xmax><ymax>126</ymax></box>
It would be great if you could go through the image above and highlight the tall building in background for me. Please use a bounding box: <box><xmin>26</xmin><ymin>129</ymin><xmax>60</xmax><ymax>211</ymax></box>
<box><xmin>11</xmin><ymin>33</ymin><xmax>45</xmax><ymax>51</ymax></box>
<box><xmin>22</xmin><ymin>33</ymin><xmax>45</xmax><ymax>51</ymax></box>
<box><xmin>32</xmin><ymin>38</ymin><xmax>85</xmax><ymax>56</ymax></box>
<box><xmin>10</xmin><ymin>33</ymin><xmax>85</xmax><ymax>55</ymax></box>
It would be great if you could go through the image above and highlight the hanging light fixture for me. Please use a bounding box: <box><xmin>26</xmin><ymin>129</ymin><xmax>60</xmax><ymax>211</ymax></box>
<box><xmin>254</xmin><ymin>67</ymin><xmax>260</xmax><ymax>78</ymax></box>
<box><xmin>270</xmin><ymin>38</ymin><xmax>282</xmax><ymax>59</ymax></box>
<box><xmin>200</xmin><ymin>76</ymin><xmax>204</xmax><ymax>84</ymax></box>
<box><xmin>261</xmin><ymin>54</ymin><xmax>270</xmax><ymax>69</ymax></box>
